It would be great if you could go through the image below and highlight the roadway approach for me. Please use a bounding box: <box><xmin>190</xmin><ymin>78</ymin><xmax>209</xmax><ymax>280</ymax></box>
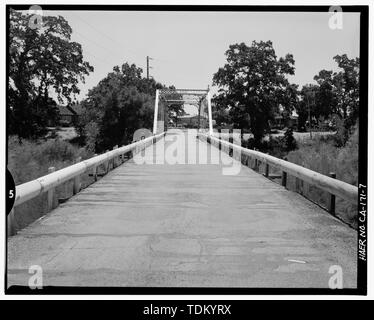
<box><xmin>7</xmin><ymin>129</ymin><xmax>357</xmax><ymax>288</ymax></box>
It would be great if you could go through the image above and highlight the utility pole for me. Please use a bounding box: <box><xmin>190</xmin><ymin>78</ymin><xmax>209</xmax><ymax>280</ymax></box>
<box><xmin>306</xmin><ymin>89</ymin><xmax>315</xmax><ymax>140</ymax></box>
<box><xmin>308</xmin><ymin>94</ymin><xmax>312</xmax><ymax>139</ymax></box>
<box><xmin>146</xmin><ymin>56</ymin><xmax>153</xmax><ymax>80</ymax></box>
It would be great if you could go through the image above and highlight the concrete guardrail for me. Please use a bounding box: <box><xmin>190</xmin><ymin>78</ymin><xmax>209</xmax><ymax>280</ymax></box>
<box><xmin>198</xmin><ymin>132</ymin><xmax>358</xmax><ymax>209</ymax></box>
<box><xmin>8</xmin><ymin>132</ymin><xmax>165</xmax><ymax>235</ymax></box>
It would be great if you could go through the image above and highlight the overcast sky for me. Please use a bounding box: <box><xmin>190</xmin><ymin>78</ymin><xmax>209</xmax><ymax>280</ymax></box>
<box><xmin>45</xmin><ymin>10</ymin><xmax>360</xmax><ymax>101</ymax></box>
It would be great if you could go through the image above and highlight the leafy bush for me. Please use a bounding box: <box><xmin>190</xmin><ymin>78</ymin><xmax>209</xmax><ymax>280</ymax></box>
<box><xmin>265</xmin><ymin>136</ymin><xmax>287</xmax><ymax>158</ymax></box>
<box><xmin>241</xmin><ymin>127</ymin><xmax>297</xmax><ymax>158</ymax></box>
<box><xmin>77</xmin><ymin>63</ymin><xmax>165</xmax><ymax>153</ymax></box>
<box><xmin>282</xmin><ymin>127</ymin><xmax>297</xmax><ymax>151</ymax></box>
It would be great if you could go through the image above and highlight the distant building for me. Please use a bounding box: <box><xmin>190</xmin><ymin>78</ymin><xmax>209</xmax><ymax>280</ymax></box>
<box><xmin>271</xmin><ymin>107</ymin><xmax>299</xmax><ymax>130</ymax></box>
<box><xmin>178</xmin><ymin>114</ymin><xmax>210</xmax><ymax>129</ymax></box>
<box><xmin>57</xmin><ymin>105</ymin><xmax>75</xmax><ymax>126</ymax></box>
<box><xmin>271</xmin><ymin>114</ymin><xmax>298</xmax><ymax>130</ymax></box>
<box><xmin>57</xmin><ymin>103</ymin><xmax>84</xmax><ymax>126</ymax></box>
<box><xmin>69</xmin><ymin>103</ymin><xmax>84</xmax><ymax>123</ymax></box>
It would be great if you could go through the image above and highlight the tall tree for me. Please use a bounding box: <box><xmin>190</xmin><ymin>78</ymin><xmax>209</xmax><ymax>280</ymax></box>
<box><xmin>297</xmin><ymin>84</ymin><xmax>318</xmax><ymax>131</ymax></box>
<box><xmin>296</xmin><ymin>54</ymin><xmax>359</xmax><ymax>134</ymax></box>
<box><xmin>313</xmin><ymin>70</ymin><xmax>337</xmax><ymax>119</ymax></box>
<box><xmin>79</xmin><ymin>63</ymin><xmax>165</xmax><ymax>152</ymax></box>
<box><xmin>332</xmin><ymin>54</ymin><xmax>360</xmax><ymax>128</ymax></box>
<box><xmin>213</xmin><ymin>41</ymin><xmax>297</xmax><ymax>145</ymax></box>
<box><xmin>9</xmin><ymin>9</ymin><xmax>93</xmax><ymax>138</ymax></box>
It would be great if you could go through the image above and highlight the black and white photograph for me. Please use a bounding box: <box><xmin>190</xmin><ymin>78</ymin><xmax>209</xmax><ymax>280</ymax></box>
<box><xmin>3</xmin><ymin>3</ymin><xmax>369</xmax><ymax>296</ymax></box>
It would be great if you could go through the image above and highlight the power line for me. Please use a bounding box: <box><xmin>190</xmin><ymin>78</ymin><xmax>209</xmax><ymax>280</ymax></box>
<box><xmin>70</xmin><ymin>11</ymin><xmax>140</xmax><ymax>57</ymax></box>
<box><xmin>68</xmin><ymin>13</ymin><xmax>180</xmax><ymax>78</ymax></box>
<box><xmin>72</xmin><ymin>28</ymin><xmax>137</xmax><ymax>70</ymax></box>
<box><xmin>152</xmin><ymin>56</ymin><xmax>179</xmax><ymax>64</ymax></box>
<box><xmin>69</xmin><ymin>13</ymin><xmax>153</xmax><ymax>75</ymax></box>
<box><xmin>74</xmin><ymin>29</ymin><xmax>116</xmax><ymax>58</ymax></box>
<box><xmin>67</xmin><ymin>13</ymin><xmax>180</xmax><ymax>80</ymax></box>
<box><xmin>83</xmin><ymin>48</ymin><xmax>114</xmax><ymax>67</ymax></box>
<box><xmin>71</xmin><ymin>32</ymin><xmax>118</xmax><ymax>68</ymax></box>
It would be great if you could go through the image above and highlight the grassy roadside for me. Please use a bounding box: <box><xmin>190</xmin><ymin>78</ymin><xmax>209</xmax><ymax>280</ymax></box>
<box><xmin>285</xmin><ymin>126</ymin><xmax>358</xmax><ymax>228</ymax></box>
<box><xmin>8</xmin><ymin>136</ymin><xmax>94</xmax><ymax>233</ymax></box>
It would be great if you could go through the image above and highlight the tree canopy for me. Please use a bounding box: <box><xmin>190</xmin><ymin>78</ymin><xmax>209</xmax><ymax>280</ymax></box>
<box><xmin>297</xmin><ymin>54</ymin><xmax>360</xmax><ymax>133</ymax></box>
<box><xmin>9</xmin><ymin>9</ymin><xmax>93</xmax><ymax>138</ymax></box>
<box><xmin>212</xmin><ymin>42</ymin><xmax>359</xmax><ymax>145</ymax></box>
<box><xmin>212</xmin><ymin>41</ymin><xmax>297</xmax><ymax>145</ymax></box>
<box><xmin>78</xmin><ymin>63</ymin><xmax>168</xmax><ymax>153</ymax></box>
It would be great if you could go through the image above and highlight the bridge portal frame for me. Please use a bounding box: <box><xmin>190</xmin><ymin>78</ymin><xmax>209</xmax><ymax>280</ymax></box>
<box><xmin>153</xmin><ymin>88</ymin><xmax>213</xmax><ymax>135</ymax></box>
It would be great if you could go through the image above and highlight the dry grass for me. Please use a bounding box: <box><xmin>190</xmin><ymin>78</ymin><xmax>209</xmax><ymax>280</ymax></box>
<box><xmin>8</xmin><ymin>136</ymin><xmax>94</xmax><ymax>232</ymax></box>
<box><xmin>285</xmin><ymin>127</ymin><xmax>358</xmax><ymax>227</ymax></box>
<box><xmin>8</xmin><ymin>136</ymin><xmax>93</xmax><ymax>184</ymax></box>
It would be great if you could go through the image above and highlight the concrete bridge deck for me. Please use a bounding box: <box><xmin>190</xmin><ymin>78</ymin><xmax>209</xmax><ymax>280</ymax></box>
<box><xmin>7</xmin><ymin>130</ymin><xmax>357</xmax><ymax>288</ymax></box>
